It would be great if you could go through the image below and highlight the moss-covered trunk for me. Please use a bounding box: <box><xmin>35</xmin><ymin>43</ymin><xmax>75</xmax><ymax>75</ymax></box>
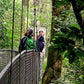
<box><xmin>42</xmin><ymin>0</ymin><xmax>64</xmax><ymax>84</ymax></box>
<box><xmin>42</xmin><ymin>47</ymin><xmax>62</xmax><ymax>84</ymax></box>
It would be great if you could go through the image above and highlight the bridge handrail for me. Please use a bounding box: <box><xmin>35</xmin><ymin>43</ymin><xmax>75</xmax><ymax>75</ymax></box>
<box><xmin>0</xmin><ymin>50</ymin><xmax>25</xmax><ymax>79</ymax></box>
<box><xmin>0</xmin><ymin>49</ymin><xmax>18</xmax><ymax>53</ymax></box>
<box><xmin>0</xmin><ymin>50</ymin><xmax>40</xmax><ymax>84</ymax></box>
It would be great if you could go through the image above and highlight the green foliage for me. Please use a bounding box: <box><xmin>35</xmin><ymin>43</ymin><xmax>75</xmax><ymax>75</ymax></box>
<box><xmin>74</xmin><ymin>0</ymin><xmax>84</xmax><ymax>8</ymax></box>
<box><xmin>0</xmin><ymin>20</ymin><xmax>9</xmax><ymax>48</ymax></box>
<box><xmin>0</xmin><ymin>0</ymin><xmax>52</xmax><ymax>50</ymax></box>
<box><xmin>63</xmin><ymin>58</ymin><xmax>84</xmax><ymax>84</ymax></box>
<box><xmin>49</xmin><ymin>1</ymin><xmax>84</xmax><ymax>83</ymax></box>
<box><xmin>53</xmin><ymin>57</ymin><xmax>84</xmax><ymax>84</ymax></box>
<box><xmin>69</xmin><ymin>0</ymin><xmax>84</xmax><ymax>11</ymax></box>
<box><xmin>51</xmin><ymin>9</ymin><xmax>84</xmax><ymax>64</ymax></box>
<box><xmin>0</xmin><ymin>0</ymin><xmax>23</xmax><ymax>49</ymax></box>
<box><xmin>55</xmin><ymin>0</ymin><xmax>69</xmax><ymax>8</ymax></box>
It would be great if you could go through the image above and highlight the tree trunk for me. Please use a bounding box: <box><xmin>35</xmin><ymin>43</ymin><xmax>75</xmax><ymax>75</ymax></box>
<box><xmin>70</xmin><ymin>0</ymin><xmax>84</xmax><ymax>44</ymax></box>
<box><xmin>42</xmin><ymin>0</ymin><xmax>65</xmax><ymax>84</ymax></box>
<box><xmin>42</xmin><ymin>47</ymin><xmax>62</xmax><ymax>84</ymax></box>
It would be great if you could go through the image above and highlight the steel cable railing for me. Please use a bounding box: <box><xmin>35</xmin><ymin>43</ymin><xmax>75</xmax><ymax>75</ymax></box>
<box><xmin>0</xmin><ymin>49</ymin><xmax>18</xmax><ymax>72</ymax></box>
<box><xmin>0</xmin><ymin>50</ymin><xmax>40</xmax><ymax>84</ymax></box>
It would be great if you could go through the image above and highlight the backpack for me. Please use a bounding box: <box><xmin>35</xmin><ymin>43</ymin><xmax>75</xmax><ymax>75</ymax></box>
<box><xmin>25</xmin><ymin>36</ymin><xmax>36</xmax><ymax>50</ymax></box>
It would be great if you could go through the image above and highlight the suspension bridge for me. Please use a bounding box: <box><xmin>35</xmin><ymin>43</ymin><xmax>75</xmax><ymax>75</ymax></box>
<box><xmin>0</xmin><ymin>0</ymin><xmax>45</xmax><ymax>84</ymax></box>
<box><xmin>0</xmin><ymin>49</ymin><xmax>41</xmax><ymax>84</ymax></box>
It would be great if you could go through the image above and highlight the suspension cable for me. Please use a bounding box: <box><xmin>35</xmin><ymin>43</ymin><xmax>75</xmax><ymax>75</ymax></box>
<box><xmin>34</xmin><ymin>1</ymin><xmax>36</xmax><ymax>35</ymax></box>
<box><xmin>25</xmin><ymin>0</ymin><xmax>29</xmax><ymax>83</ymax></box>
<box><xmin>19</xmin><ymin>0</ymin><xmax>23</xmax><ymax>84</ymax></box>
<box><xmin>33</xmin><ymin>0</ymin><xmax>37</xmax><ymax>50</ymax></box>
<box><xmin>33</xmin><ymin>0</ymin><xmax>37</xmax><ymax>84</ymax></box>
<box><xmin>27</xmin><ymin>0</ymin><xmax>29</xmax><ymax>29</ymax></box>
<box><xmin>10</xmin><ymin>0</ymin><xmax>15</xmax><ymax>84</ymax></box>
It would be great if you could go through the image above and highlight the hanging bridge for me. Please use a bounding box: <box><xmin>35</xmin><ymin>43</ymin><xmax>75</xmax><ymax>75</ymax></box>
<box><xmin>0</xmin><ymin>49</ymin><xmax>41</xmax><ymax>84</ymax></box>
<box><xmin>0</xmin><ymin>0</ymin><xmax>45</xmax><ymax>84</ymax></box>
<box><xmin>0</xmin><ymin>49</ymin><xmax>42</xmax><ymax>84</ymax></box>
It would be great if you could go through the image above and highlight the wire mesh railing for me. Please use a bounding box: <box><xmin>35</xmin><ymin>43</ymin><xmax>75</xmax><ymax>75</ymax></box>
<box><xmin>0</xmin><ymin>50</ymin><xmax>40</xmax><ymax>84</ymax></box>
<box><xmin>0</xmin><ymin>49</ymin><xmax>18</xmax><ymax>72</ymax></box>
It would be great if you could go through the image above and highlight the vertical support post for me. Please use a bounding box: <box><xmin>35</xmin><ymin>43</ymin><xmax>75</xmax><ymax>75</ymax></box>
<box><xmin>10</xmin><ymin>0</ymin><xmax>15</xmax><ymax>84</ymax></box>
<box><xmin>19</xmin><ymin>0</ymin><xmax>23</xmax><ymax>84</ymax></box>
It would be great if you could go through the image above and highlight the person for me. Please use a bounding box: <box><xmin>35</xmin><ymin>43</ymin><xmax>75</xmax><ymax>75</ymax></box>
<box><xmin>37</xmin><ymin>30</ymin><xmax>45</xmax><ymax>52</ymax></box>
<box><xmin>37</xmin><ymin>30</ymin><xmax>45</xmax><ymax>78</ymax></box>
<box><xmin>19</xmin><ymin>28</ymin><xmax>35</xmax><ymax>53</ymax></box>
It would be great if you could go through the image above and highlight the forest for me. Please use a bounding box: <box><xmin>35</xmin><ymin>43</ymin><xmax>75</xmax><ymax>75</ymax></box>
<box><xmin>0</xmin><ymin>0</ymin><xmax>84</xmax><ymax>84</ymax></box>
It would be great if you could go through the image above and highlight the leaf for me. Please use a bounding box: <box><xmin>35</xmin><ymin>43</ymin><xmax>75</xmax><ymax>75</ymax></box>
<box><xmin>64</xmin><ymin>50</ymin><xmax>70</xmax><ymax>58</ymax></box>
<box><xmin>56</xmin><ymin>43</ymin><xmax>64</xmax><ymax>49</ymax></box>
<box><xmin>73</xmin><ymin>48</ymin><xmax>84</xmax><ymax>57</ymax></box>
<box><xmin>60</xmin><ymin>28</ymin><xmax>69</xmax><ymax>34</ymax></box>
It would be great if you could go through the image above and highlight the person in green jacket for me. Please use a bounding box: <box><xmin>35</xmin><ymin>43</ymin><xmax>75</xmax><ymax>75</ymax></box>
<box><xmin>19</xmin><ymin>28</ymin><xmax>36</xmax><ymax>52</ymax></box>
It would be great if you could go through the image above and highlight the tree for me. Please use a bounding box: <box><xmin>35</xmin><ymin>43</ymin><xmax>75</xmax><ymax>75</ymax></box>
<box><xmin>42</xmin><ymin>0</ymin><xmax>84</xmax><ymax>83</ymax></box>
<box><xmin>69</xmin><ymin>0</ymin><xmax>84</xmax><ymax>44</ymax></box>
<box><xmin>42</xmin><ymin>0</ymin><xmax>70</xmax><ymax>84</ymax></box>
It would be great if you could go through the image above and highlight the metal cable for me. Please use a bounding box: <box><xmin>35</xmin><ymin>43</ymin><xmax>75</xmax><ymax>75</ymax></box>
<box><xmin>36</xmin><ymin>25</ymin><xmax>37</xmax><ymax>50</ymax></box>
<box><xmin>25</xmin><ymin>0</ymin><xmax>29</xmax><ymax>83</ymax></box>
<box><xmin>33</xmin><ymin>0</ymin><xmax>37</xmax><ymax>84</ymax></box>
<box><xmin>27</xmin><ymin>0</ymin><xmax>29</xmax><ymax>29</ymax></box>
<box><xmin>10</xmin><ymin>0</ymin><xmax>15</xmax><ymax>84</ymax></box>
<box><xmin>33</xmin><ymin>0</ymin><xmax>37</xmax><ymax>50</ymax></box>
<box><xmin>19</xmin><ymin>0</ymin><xmax>23</xmax><ymax>84</ymax></box>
